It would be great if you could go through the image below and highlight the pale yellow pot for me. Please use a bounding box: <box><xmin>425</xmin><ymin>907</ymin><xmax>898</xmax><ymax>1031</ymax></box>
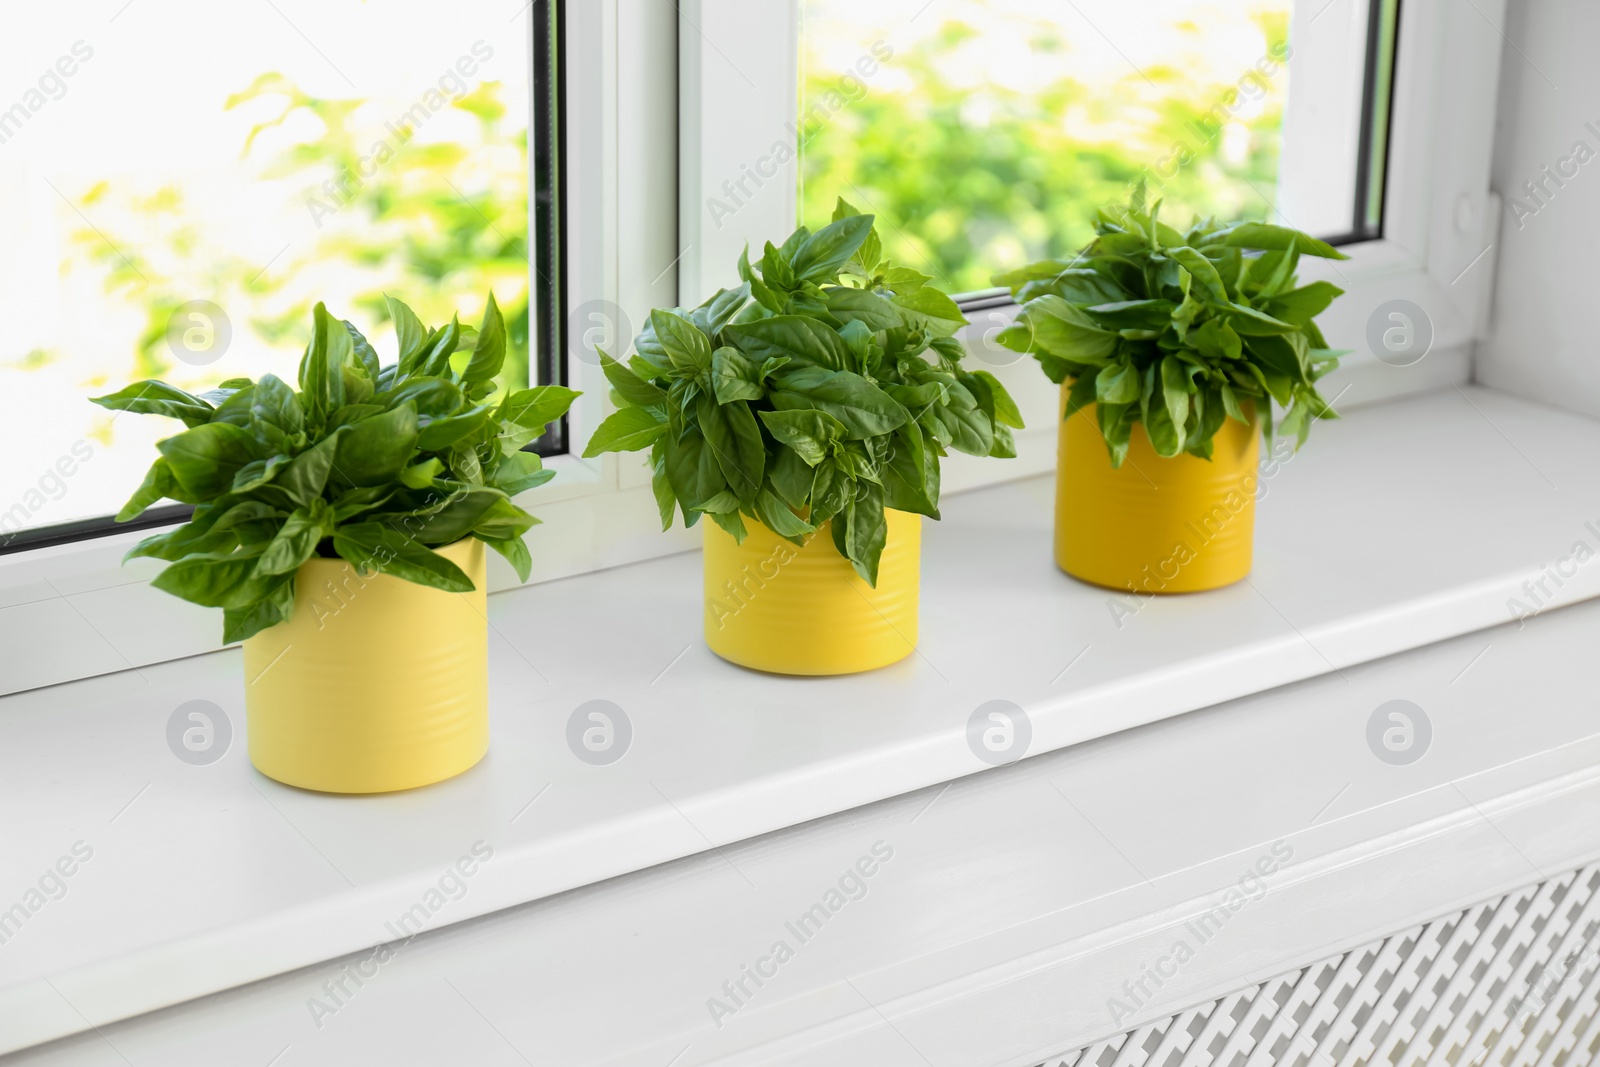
<box><xmin>1056</xmin><ymin>388</ymin><xmax>1260</xmax><ymax>594</ymax></box>
<box><xmin>242</xmin><ymin>538</ymin><xmax>488</xmax><ymax>793</ymax></box>
<box><xmin>703</xmin><ymin>510</ymin><xmax>920</xmax><ymax>675</ymax></box>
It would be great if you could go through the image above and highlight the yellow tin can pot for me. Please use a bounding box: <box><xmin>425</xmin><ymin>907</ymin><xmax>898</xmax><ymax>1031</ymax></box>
<box><xmin>702</xmin><ymin>511</ymin><xmax>920</xmax><ymax>675</ymax></box>
<box><xmin>1056</xmin><ymin>388</ymin><xmax>1260</xmax><ymax>594</ymax></box>
<box><xmin>242</xmin><ymin>537</ymin><xmax>488</xmax><ymax>793</ymax></box>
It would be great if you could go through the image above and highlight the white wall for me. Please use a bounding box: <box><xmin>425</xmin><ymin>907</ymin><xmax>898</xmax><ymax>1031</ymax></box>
<box><xmin>1478</xmin><ymin>0</ymin><xmax>1600</xmax><ymax>416</ymax></box>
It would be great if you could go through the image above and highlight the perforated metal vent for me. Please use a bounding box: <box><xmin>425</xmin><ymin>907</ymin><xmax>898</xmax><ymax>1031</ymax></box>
<box><xmin>1044</xmin><ymin>863</ymin><xmax>1600</xmax><ymax>1067</ymax></box>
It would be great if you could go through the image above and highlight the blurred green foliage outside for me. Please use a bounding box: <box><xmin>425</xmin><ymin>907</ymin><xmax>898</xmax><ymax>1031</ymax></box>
<box><xmin>68</xmin><ymin>76</ymin><xmax>530</xmax><ymax>394</ymax></box>
<box><xmin>799</xmin><ymin>11</ymin><xmax>1291</xmax><ymax>295</ymax></box>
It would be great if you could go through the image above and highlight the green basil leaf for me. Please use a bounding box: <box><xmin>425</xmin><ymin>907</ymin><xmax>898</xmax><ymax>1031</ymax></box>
<box><xmin>418</xmin><ymin>316</ymin><xmax>462</xmax><ymax>379</ymax></box>
<box><xmin>1192</xmin><ymin>319</ymin><xmax>1244</xmax><ymax>361</ymax></box>
<box><xmin>333</xmin><ymin>403</ymin><xmax>419</xmax><ymax>487</ymax></box>
<box><xmin>388</xmin><ymin>295</ymin><xmax>429</xmax><ymax>372</ymax></box>
<box><xmin>1226</xmin><ymin>303</ymin><xmax>1299</xmax><ymax>336</ymax></box>
<box><xmin>768</xmin><ymin>447</ymin><xmax>815</xmax><ymax>510</ymax></box>
<box><xmin>599</xmin><ymin>351</ymin><xmax>667</xmax><ymax>407</ymax></box>
<box><xmin>689</xmin><ymin>283</ymin><xmax>752</xmax><ymax>338</ymax></box>
<box><xmin>252</xmin><ymin>374</ymin><xmax>304</xmax><ymax>435</ymax></box>
<box><xmin>711</xmin><ymin>346</ymin><xmax>765</xmax><ymax>403</ymax></box>
<box><xmin>934</xmin><ymin>382</ymin><xmax>994</xmax><ymax>457</ymax></box>
<box><xmin>881</xmin><ymin>420</ymin><xmax>938</xmax><ymax>518</ymax></box>
<box><xmin>326</xmin><ymin>403</ymin><xmax>385</xmax><ymax>431</ymax></box>
<box><xmin>277</xmin><ymin>432</ymin><xmax>342</xmax><ymax>506</ymax></box>
<box><xmin>1166</xmin><ymin>247</ymin><xmax>1229</xmax><ymax>304</ymax></box>
<box><xmin>90</xmin><ymin>381</ymin><xmax>214</xmax><ymax>428</ymax></box>
<box><xmin>697</xmin><ymin>394</ymin><xmax>765</xmax><ymax>504</ymax></box>
<box><xmin>884</xmin><ymin>381</ymin><xmax>947</xmax><ymax>417</ymax></box>
<box><xmin>820</xmin><ymin>286</ymin><xmax>900</xmax><ymax>332</ymax></box>
<box><xmin>484</xmin><ymin>535</ymin><xmax>533</xmax><ymax>584</ymax></box>
<box><xmin>1248</xmin><ymin>333</ymin><xmax>1308</xmax><ymax>386</ymax></box>
<box><xmin>844</xmin><ymin>481</ymin><xmax>888</xmax><ymax>586</ymax></box>
<box><xmin>1065</xmin><ymin>372</ymin><xmax>1098</xmax><ymax>420</ymax></box>
<box><xmin>663</xmin><ymin>430</ymin><xmax>725</xmax><ymax>516</ymax></box>
<box><xmin>1278</xmin><ymin>400</ymin><xmax>1311</xmax><ymax>447</ymax></box>
<box><xmin>1099</xmin><ymin>401</ymin><xmax>1135</xmax><ymax>467</ymax></box>
<box><xmin>651</xmin><ymin>309</ymin><xmax>713</xmax><ymax>375</ymax></box>
<box><xmin>1242</xmin><ymin>248</ymin><xmax>1299</xmax><ymax>298</ymax></box>
<box><xmin>1006</xmin><ymin>296</ymin><xmax>1119</xmax><ymax>364</ymax></box>
<box><xmin>115</xmin><ymin>458</ymin><xmax>178</xmax><ymax>520</ymax></box>
<box><xmin>1264</xmin><ymin>281</ymin><xmax>1344</xmax><ymax>327</ymax></box>
<box><xmin>582</xmin><ymin>407</ymin><xmax>668</xmax><ymax>456</ymax></box>
<box><xmin>881</xmin><ymin>266</ymin><xmax>931</xmax><ymax>294</ymax></box>
<box><xmin>1214</xmin><ymin>222</ymin><xmax>1349</xmax><ymax>260</ymax></box>
<box><xmin>854</xmin><ymin>227</ymin><xmax>882</xmax><ymax>273</ymax></box>
<box><xmin>1012</xmin><ymin>267</ymin><xmax>1125</xmax><ymax>306</ymax></box>
<box><xmin>702</xmin><ymin>508</ymin><xmax>745</xmax><ymax>541</ymax></box>
<box><xmin>446</xmin><ymin>442</ymin><xmax>483</xmax><ymax>484</ymax></box>
<box><xmin>723</xmin><ymin>315</ymin><xmax>853</xmax><ymax>372</ymax></box>
<box><xmin>754</xmin><ymin>488</ymin><xmax>816</xmax><ymax>541</ymax></box>
<box><xmin>212</xmin><ymin>500</ymin><xmax>282</xmax><ymax>531</ymax></box>
<box><xmin>125</xmin><ymin>522</ymin><xmax>234</xmax><ymax>564</ymax></box>
<box><xmin>489</xmin><ymin>451</ymin><xmax>554</xmax><ymax>497</ymax></box>
<box><xmin>692</xmin><ymin>490</ymin><xmax>742</xmax><ymax>515</ymax></box>
<box><xmin>992</xmin><ymin>258</ymin><xmax>1078</xmax><ymax>293</ymax></box>
<box><xmin>417</xmin><ymin>404</ymin><xmax>495</xmax><ymax>452</ymax></box>
<box><xmin>151</xmin><ymin>547</ymin><xmax>274</xmax><ymax>609</ymax></box>
<box><xmin>379</xmin><ymin>376</ymin><xmax>462</xmax><ymax>418</ymax></box>
<box><xmin>1084</xmin><ymin>299</ymin><xmax>1178</xmax><ymax>331</ymax></box>
<box><xmin>462</xmin><ymin>293</ymin><xmax>507</xmax><ymax>383</ymax></box>
<box><xmin>222</xmin><ymin>576</ymin><xmax>295</xmax><ymax>644</ymax></box>
<box><xmin>231</xmin><ymin>455</ymin><xmax>292</xmax><ymax>493</ymax></box>
<box><xmin>332</xmin><ymin>523</ymin><xmax>476</xmax><ymax>592</ymax></box>
<box><xmin>256</xmin><ymin>507</ymin><xmax>326</xmax><ymax>576</ymax></box>
<box><xmin>758</xmin><ymin>407</ymin><xmax>847</xmax><ymax>466</ymax></box>
<box><xmin>158</xmin><ymin>422</ymin><xmax>259</xmax><ymax>499</ymax></box>
<box><xmin>650</xmin><ymin>439</ymin><xmax>677</xmax><ymax>530</ymax></box>
<box><xmin>891</xmin><ymin>285</ymin><xmax>968</xmax><ymax>337</ymax></box>
<box><xmin>471</xmin><ymin>497</ymin><xmax>537</xmax><ymax>542</ymax></box>
<box><xmin>1139</xmin><ymin>369</ymin><xmax>1183</xmax><ymax>459</ymax></box>
<box><xmin>1220</xmin><ymin>383</ymin><xmax>1249</xmax><ymax>423</ymax></box>
<box><xmin>763</xmin><ymin>239</ymin><xmax>798</xmax><ymax>290</ymax></box>
<box><xmin>395</xmin><ymin>458</ymin><xmax>443</xmax><ymax>491</ymax></box>
<box><xmin>770</xmin><ymin>365</ymin><xmax>908</xmax><ymax>439</ymax></box>
<box><xmin>990</xmin><ymin>422</ymin><xmax>1017</xmax><ymax>459</ymax></box>
<box><xmin>966</xmin><ymin>374</ymin><xmax>1023</xmax><ymax>430</ymax></box>
<box><xmin>792</xmin><ymin>213</ymin><xmax>874</xmax><ymax>283</ymax></box>
<box><xmin>739</xmin><ymin>244</ymin><xmax>786</xmax><ymax>314</ymax></box>
<box><xmin>1160</xmin><ymin>355</ymin><xmax>1192</xmax><ymax>437</ymax></box>
<box><xmin>298</xmin><ymin>303</ymin><xmax>349</xmax><ymax>419</ymax></box>
<box><xmin>344</xmin><ymin>320</ymin><xmax>381</xmax><ymax>382</ymax></box>
<box><xmin>331</xmin><ymin>485</ymin><xmax>397</xmax><ymax>522</ymax></box>
<box><xmin>500</xmin><ymin>385</ymin><xmax>581</xmax><ymax>432</ymax></box>
<box><xmin>1095</xmin><ymin>361</ymin><xmax>1141</xmax><ymax>405</ymax></box>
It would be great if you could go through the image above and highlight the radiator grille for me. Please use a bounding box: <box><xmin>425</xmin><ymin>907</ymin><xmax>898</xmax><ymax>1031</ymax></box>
<box><xmin>1043</xmin><ymin>863</ymin><xmax>1600</xmax><ymax>1067</ymax></box>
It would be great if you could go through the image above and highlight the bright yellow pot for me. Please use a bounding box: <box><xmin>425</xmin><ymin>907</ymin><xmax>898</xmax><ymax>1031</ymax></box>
<box><xmin>242</xmin><ymin>537</ymin><xmax>488</xmax><ymax>793</ymax></box>
<box><xmin>1056</xmin><ymin>388</ymin><xmax>1260</xmax><ymax>594</ymax></box>
<box><xmin>703</xmin><ymin>510</ymin><xmax>920</xmax><ymax>675</ymax></box>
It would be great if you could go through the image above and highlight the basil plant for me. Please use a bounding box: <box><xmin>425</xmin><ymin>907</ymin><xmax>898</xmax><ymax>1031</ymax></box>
<box><xmin>92</xmin><ymin>296</ymin><xmax>579</xmax><ymax>642</ymax></box>
<box><xmin>995</xmin><ymin>187</ymin><xmax>1349</xmax><ymax>466</ymax></box>
<box><xmin>583</xmin><ymin>199</ymin><xmax>1022</xmax><ymax>585</ymax></box>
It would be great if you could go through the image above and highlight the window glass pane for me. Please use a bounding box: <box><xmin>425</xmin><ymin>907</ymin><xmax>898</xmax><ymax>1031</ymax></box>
<box><xmin>1359</xmin><ymin>0</ymin><xmax>1400</xmax><ymax>236</ymax></box>
<box><xmin>798</xmin><ymin>0</ymin><xmax>1380</xmax><ymax>297</ymax></box>
<box><xmin>0</xmin><ymin>2</ymin><xmax>540</xmax><ymax>542</ymax></box>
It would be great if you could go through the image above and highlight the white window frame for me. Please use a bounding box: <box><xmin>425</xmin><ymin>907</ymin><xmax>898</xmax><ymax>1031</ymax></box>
<box><xmin>0</xmin><ymin>0</ymin><xmax>1505</xmax><ymax>697</ymax></box>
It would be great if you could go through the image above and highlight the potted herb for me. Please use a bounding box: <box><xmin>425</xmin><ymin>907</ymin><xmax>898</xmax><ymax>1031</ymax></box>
<box><xmin>995</xmin><ymin>189</ymin><xmax>1347</xmax><ymax>593</ymax></box>
<box><xmin>93</xmin><ymin>296</ymin><xmax>578</xmax><ymax>792</ymax></box>
<box><xmin>584</xmin><ymin>200</ymin><xmax>1022</xmax><ymax>675</ymax></box>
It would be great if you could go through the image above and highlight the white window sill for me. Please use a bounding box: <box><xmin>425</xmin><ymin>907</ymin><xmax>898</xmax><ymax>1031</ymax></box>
<box><xmin>12</xmin><ymin>559</ymin><xmax>1600</xmax><ymax>1067</ymax></box>
<box><xmin>3</xmin><ymin>383</ymin><xmax>1598</xmax><ymax>1056</ymax></box>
